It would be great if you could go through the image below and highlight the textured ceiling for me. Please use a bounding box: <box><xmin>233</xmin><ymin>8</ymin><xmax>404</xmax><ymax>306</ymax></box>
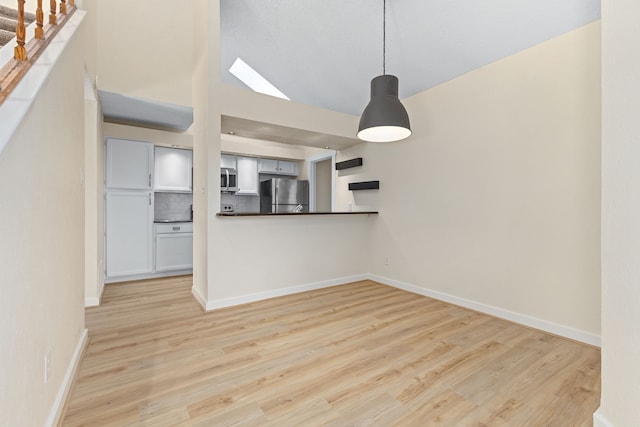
<box><xmin>220</xmin><ymin>0</ymin><xmax>601</xmax><ymax>116</ymax></box>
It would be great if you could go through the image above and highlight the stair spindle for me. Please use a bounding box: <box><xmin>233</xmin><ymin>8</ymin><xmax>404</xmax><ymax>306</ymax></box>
<box><xmin>60</xmin><ymin>0</ymin><xmax>66</xmax><ymax>15</ymax></box>
<box><xmin>35</xmin><ymin>0</ymin><xmax>44</xmax><ymax>39</ymax></box>
<box><xmin>49</xmin><ymin>0</ymin><xmax>57</xmax><ymax>25</ymax></box>
<box><xmin>14</xmin><ymin>0</ymin><xmax>27</xmax><ymax>60</ymax></box>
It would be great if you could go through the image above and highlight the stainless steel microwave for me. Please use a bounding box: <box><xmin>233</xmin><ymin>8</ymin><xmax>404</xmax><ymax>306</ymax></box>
<box><xmin>221</xmin><ymin>168</ymin><xmax>237</xmax><ymax>192</ymax></box>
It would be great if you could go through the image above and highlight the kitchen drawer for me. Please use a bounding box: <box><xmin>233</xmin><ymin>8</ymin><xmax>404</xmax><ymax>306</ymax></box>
<box><xmin>155</xmin><ymin>223</ymin><xmax>193</xmax><ymax>234</ymax></box>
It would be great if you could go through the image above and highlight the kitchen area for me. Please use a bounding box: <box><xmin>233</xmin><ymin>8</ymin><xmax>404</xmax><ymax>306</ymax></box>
<box><xmin>220</xmin><ymin>153</ymin><xmax>309</xmax><ymax>214</ymax></box>
<box><xmin>103</xmin><ymin>132</ymin><xmax>342</xmax><ymax>283</ymax></box>
<box><xmin>104</xmin><ymin>137</ymin><xmax>194</xmax><ymax>283</ymax></box>
<box><xmin>217</xmin><ymin>131</ymin><xmax>339</xmax><ymax>216</ymax></box>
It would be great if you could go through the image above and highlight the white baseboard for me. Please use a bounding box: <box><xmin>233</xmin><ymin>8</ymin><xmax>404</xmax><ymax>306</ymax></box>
<box><xmin>368</xmin><ymin>274</ymin><xmax>601</xmax><ymax>347</ymax></box>
<box><xmin>195</xmin><ymin>272</ymin><xmax>600</xmax><ymax>346</ymax></box>
<box><xmin>84</xmin><ymin>297</ymin><xmax>99</xmax><ymax>307</ymax></box>
<box><xmin>85</xmin><ymin>280</ymin><xmax>105</xmax><ymax>307</ymax></box>
<box><xmin>203</xmin><ymin>274</ymin><xmax>369</xmax><ymax>311</ymax></box>
<box><xmin>191</xmin><ymin>285</ymin><xmax>207</xmax><ymax>310</ymax></box>
<box><xmin>593</xmin><ymin>408</ymin><xmax>614</xmax><ymax>427</ymax></box>
<box><xmin>104</xmin><ymin>269</ymin><xmax>193</xmax><ymax>284</ymax></box>
<box><xmin>46</xmin><ymin>328</ymin><xmax>88</xmax><ymax>427</ymax></box>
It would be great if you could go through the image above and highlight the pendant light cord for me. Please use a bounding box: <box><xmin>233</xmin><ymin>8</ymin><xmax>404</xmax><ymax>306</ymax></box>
<box><xmin>383</xmin><ymin>0</ymin><xmax>386</xmax><ymax>75</ymax></box>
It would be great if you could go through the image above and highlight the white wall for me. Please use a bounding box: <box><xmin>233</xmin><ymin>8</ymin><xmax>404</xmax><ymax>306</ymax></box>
<box><xmin>338</xmin><ymin>22</ymin><xmax>601</xmax><ymax>341</ymax></box>
<box><xmin>221</xmin><ymin>133</ymin><xmax>310</xmax><ymax>160</ymax></box>
<box><xmin>207</xmin><ymin>215</ymin><xmax>372</xmax><ymax>305</ymax></box>
<box><xmin>84</xmin><ymin>70</ymin><xmax>104</xmax><ymax>307</ymax></box>
<box><xmin>0</xmin><ymin>14</ymin><xmax>87</xmax><ymax>425</ymax></box>
<box><xmin>207</xmin><ymin>95</ymin><xmax>371</xmax><ymax>303</ymax></box>
<box><xmin>93</xmin><ymin>0</ymin><xmax>193</xmax><ymax>106</ymax></box>
<box><xmin>597</xmin><ymin>1</ymin><xmax>640</xmax><ymax>425</ymax></box>
<box><xmin>191</xmin><ymin>0</ymin><xmax>220</xmax><ymax>303</ymax></box>
<box><xmin>102</xmin><ymin>122</ymin><xmax>193</xmax><ymax>149</ymax></box>
<box><xmin>221</xmin><ymin>84</ymin><xmax>359</xmax><ymax>141</ymax></box>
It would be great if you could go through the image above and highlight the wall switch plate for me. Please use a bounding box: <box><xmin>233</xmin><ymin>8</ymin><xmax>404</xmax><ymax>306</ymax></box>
<box><xmin>44</xmin><ymin>351</ymin><xmax>51</xmax><ymax>384</ymax></box>
<box><xmin>384</xmin><ymin>255</ymin><xmax>390</xmax><ymax>266</ymax></box>
<box><xmin>348</xmin><ymin>203</ymin><xmax>353</xmax><ymax>211</ymax></box>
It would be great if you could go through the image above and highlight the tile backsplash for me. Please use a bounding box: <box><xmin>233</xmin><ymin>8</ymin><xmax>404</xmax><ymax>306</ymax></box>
<box><xmin>155</xmin><ymin>192</ymin><xmax>193</xmax><ymax>221</ymax></box>
<box><xmin>221</xmin><ymin>193</ymin><xmax>260</xmax><ymax>213</ymax></box>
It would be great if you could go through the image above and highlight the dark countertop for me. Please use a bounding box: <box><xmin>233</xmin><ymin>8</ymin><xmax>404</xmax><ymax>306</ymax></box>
<box><xmin>216</xmin><ymin>211</ymin><xmax>378</xmax><ymax>217</ymax></box>
<box><xmin>154</xmin><ymin>219</ymin><xmax>193</xmax><ymax>223</ymax></box>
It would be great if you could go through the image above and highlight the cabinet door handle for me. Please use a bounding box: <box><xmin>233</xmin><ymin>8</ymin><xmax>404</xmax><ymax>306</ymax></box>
<box><xmin>148</xmin><ymin>174</ymin><xmax>152</xmax><ymax>187</ymax></box>
<box><xmin>148</xmin><ymin>194</ymin><xmax>152</xmax><ymax>205</ymax></box>
<box><xmin>172</xmin><ymin>226</ymin><xmax>180</xmax><ymax>231</ymax></box>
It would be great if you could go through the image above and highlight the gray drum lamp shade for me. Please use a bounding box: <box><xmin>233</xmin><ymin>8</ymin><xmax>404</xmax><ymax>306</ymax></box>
<box><xmin>357</xmin><ymin>0</ymin><xmax>411</xmax><ymax>143</ymax></box>
<box><xmin>357</xmin><ymin>74</ymin><xmax>411</xmax><ymax>142</ymax></box>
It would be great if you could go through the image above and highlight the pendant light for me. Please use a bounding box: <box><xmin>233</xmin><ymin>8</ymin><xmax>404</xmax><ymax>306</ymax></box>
<box><xmin>357</xmin><ymin>0</ymin><xmax>411</xmax><ymax>143</ymax></box>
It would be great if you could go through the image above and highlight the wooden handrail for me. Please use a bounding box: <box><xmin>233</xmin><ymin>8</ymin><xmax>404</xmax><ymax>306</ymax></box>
<box><xmin>0</xmin><ymin>0</ymin><xmax>77</xmax><ymax>105</ymax></box>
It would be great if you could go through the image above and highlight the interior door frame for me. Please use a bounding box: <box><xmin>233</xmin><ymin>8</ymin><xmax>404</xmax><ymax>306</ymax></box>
<box><xmin>307</xmin><ymin>150</ymin><xmax>336</xmax><ymax>212</ymax></box>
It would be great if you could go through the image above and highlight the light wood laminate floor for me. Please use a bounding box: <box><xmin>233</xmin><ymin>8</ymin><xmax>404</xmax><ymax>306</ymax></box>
<box><xmin>62</xmin><ymin>277</ymin><xmax>600</xmax><ymax>426</ymax></box>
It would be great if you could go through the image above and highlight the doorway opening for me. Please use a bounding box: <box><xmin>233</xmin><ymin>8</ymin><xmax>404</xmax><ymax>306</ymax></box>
<box><xmin>308</xmin><ymin>151</ymin><xmax>336</xmax><ymax>212</ymax></box>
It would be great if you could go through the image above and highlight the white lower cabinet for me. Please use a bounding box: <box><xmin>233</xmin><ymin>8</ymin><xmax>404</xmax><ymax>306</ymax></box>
<box><xmin>105</xmin><ymin>191</ymin><xmax>153</xmax><ymax>278</ymax></box>
<box><xmin>155</xmin><ymin>223</ymin><xmax>193</xmax><ymax>271</ymax></box>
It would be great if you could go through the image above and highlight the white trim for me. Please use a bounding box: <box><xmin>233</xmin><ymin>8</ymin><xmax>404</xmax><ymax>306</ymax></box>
<box><xmin>191</xmin><ymin>285</ymin><xmax>207</xmax><ymax>310</ymax></box>
<box><xmin>0</xmin><ymin>11</ymin><xmax>87</xmax><ymax>156</ymax></box>
<box><xmin>368</xmin><ymin>274</ymin><xmax>601</xmax><ymax>347</ymax></box>
<box><xmin>307</xmin><ymin>150</ymin><xmax>337</xmax><ymax>212</ymax></box>
<box><xmin>203</xmin><ymin>274</ymin><xmax>368</xmax><ymax>311</ymax></box>
<box><xmin>45</xmin><ymin>328</ymin><xmax>88</xmax><ymax>427</ymax></box>
<box><xmin>85</xmin><ymin>278</ymin><xmax>106</xmax><ymax>307</ymax></box>
<box><xmin>104</xmin><ymin>269</ymin><xmax>193</xmax><ymax>284</ymax></box>
<box><xmin>198</xmin><ymin>272</ymin><xmax>600</xmax><ymax>346</ymax></box>
<box><xmin>593</xmin><ymin>408</ymin><xmax>615</xmax><ymax>427</ymax></box>
<box><xmin>85</xmin><ymin>297</ymin><xmax>100</xmax><ymax>307</ymax></box>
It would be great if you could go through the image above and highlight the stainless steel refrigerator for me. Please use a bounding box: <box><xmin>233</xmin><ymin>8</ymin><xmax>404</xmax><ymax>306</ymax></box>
<box><xmin>260</xmin><ymin>178</ymin><xmax>309</xmax><ymax>213</ymax></box>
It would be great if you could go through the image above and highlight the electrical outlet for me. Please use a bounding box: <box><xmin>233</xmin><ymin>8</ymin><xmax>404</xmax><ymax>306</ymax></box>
<box><xmin>44</xmin><ymin>351</ymin><xmax>51</xmax><ymax>384</ymax></box>
<box><xmin>348</xmin><ymin>203</ymin><xmax>353</xmax><ymax>212</ymax></box>
<box><xmin>384</xmin><ymin>255</ymin><xmax>390</xmax><ymax>266</ymax></box>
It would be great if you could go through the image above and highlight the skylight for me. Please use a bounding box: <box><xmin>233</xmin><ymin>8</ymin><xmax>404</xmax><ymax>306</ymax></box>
<box><xmin>229</xmin><ymin>57</ymin><xmax>290</xmax><ymax>101</ymax></box>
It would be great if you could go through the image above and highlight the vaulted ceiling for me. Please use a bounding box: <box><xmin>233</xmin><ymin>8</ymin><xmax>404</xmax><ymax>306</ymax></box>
<box><xmin>220</xmin><ymin>0</ymin><xmax>601</xmax><ymax>116</ymax></box>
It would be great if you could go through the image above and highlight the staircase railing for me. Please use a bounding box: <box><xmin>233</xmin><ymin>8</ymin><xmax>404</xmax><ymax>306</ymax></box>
<box><xmin>0</xmin><ymin>0</ymin><xmax>76</xmax><ymax>106</ymax></box>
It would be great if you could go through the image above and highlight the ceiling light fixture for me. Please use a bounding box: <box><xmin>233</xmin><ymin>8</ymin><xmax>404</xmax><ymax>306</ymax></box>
<box><xmin>229</xmin><ymin>57</ymin><xmax>290</xmax><ymax>101</ymax></box>
<box><xmin>357</xmin><ymin>0</ymin><xmax>411</xmax><ymax>143</ymax></box>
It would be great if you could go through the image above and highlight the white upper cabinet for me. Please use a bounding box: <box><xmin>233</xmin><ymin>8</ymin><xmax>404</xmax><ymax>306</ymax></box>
<box><xmin>258</xmin><ymin>158</ymin><xmax>298</xmax><ymax>176</ymax></box>
<box><xmin>105</xmin><ymin>138</ymin><xmax>153</xmax><ymax>189</ymax></box>
<box><xmin>236</xmin><ymin>156</ymin><xmax>259</xmax><ymax>195</ymax></box>
<box><xmin>277</xmin><ymin>160</ymin><xmax>298</xmax><ymax>175</ymax></box>
<box><xmin>221</xmin><ymin>154</ymin><xmax>237</xmax><ymax>169</ymax></box>
<box><xmin>154</xmin><ymin>147</ymin><xmax>193</xmax><ymax>192</ymax></box>
<box><xmin>258</xmin><ymin>158</ymin><xmax>279</xmax><ymax>174</ymax></box>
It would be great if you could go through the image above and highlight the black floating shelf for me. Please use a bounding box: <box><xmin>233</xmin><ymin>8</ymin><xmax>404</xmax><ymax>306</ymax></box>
<box><xmin>336</xmin><ymin>157</ymin><xmax>363</xmax><ymax>170</ymax></box>
<box><xmin>349</xmin><ymin>180</ymin><xmax>379</xmax><ymax>191</ymax></box>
